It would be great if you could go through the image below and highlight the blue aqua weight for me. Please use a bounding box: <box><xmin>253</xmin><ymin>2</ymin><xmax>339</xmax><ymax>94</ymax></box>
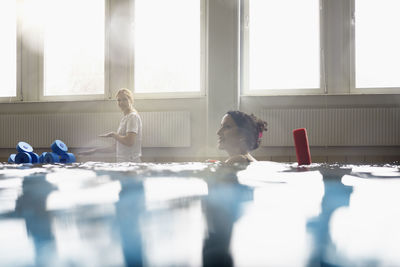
<box><xmin>15</xmin><ymin>152</ymin><xmax>32</xmax><ymax>164</ymax></box>
<box><xmin>44</xmin><ymin>152</ymin><xmax>60</xmax><ymax>164</ymax></box>
<box><xmin>68</xmin><ymin>153</ymin><xmax>76</xmax><ymax>163</ymax></box>
<box><xmin>51</xmin><ymin>140</ymin><xmax>68</xmax><ymax>155</ymax></box>
<box><xmin>9</xmin><ymin>141</ymin><xmax>42</xmax><ymax>164</ymax></box>
<box><xmin>9</xmin><ymin>140</ymin><xmax>75</xmax><ymax>164</ymax></box>
<box><xmin>60</xmin><ymin>153</ymin><xmax>76</xmax><ymax>163</ymax></box>
<box><xmin>8</xmin><ymin>154</ymin><xmax>16</xmax><ymax>163</ymax></box>
<box><xmin>16</xmin><ymin>142</ymin><xmax>33</xmax><ymax>153</ymax></box>
<box><xmin>29</xmin><ymin>152</ymin><xmax>40</xmax><ymax>164</ymax></box>
<box><xmin>39</xmin><ymin>152</ymin><xmax>48</xmax><ymax>163</ymax></box>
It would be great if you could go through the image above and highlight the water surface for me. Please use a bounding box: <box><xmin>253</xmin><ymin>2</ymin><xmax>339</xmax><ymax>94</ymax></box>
<box><xmin>0</xmin><ymin>161</ymin><xmax>399</xmax><ymax>266</ymax></box>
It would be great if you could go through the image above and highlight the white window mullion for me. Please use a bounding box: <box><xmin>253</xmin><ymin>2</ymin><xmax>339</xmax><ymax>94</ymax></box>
<box><xmin>350</xmin><ymin>0</ymin><xmax>356</xmax><ymax>94</ymax></box>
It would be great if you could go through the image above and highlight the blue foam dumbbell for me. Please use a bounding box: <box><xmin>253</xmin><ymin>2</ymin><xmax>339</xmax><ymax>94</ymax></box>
<box><xmin>15</xmin><ymin>152</ymin><xmax>32</xmax><ymax>164</ymax></box>
<box><xmin>51</xmin><ymin>140</ymin><xmax>68</xmax><ymax>155</ymax></box>
<box><xmin>29</xmin><ymin>152</ymin><xmax>40</xmax><ymax>164</ymax></box>
<box><xmin>8</xmin><ymin>154</ymin><xmax>16</xmax><ymax>163</ymax></box>
<box><xmin>60</xmin><ymin>153</ymin><xmax>76</xmax><ymax>163</ymax></box>
<box><xmin>39</xmin><ymin>152</ymin><xmax>48</xmax><ymax>163</ymax></box>
<box><xmin>16</xmin><ymin>142</ymin><xmax>33</xmax><ymax>153</ymax></box>
<box><xmin>44</xmin><ymin>152</ymin><xmax>60</xmax><ymax>164</ymax></box>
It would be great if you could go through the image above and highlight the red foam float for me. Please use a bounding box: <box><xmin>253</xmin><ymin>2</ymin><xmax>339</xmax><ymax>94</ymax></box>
<box><xmin>293</xmin><ymin>128</ymin><xmax>312</xmax><ymax>165</ymax></box>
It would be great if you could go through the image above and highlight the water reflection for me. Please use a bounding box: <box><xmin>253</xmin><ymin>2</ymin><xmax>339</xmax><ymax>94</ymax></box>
<box><xmin>46</xmin><ymin>169</ymin><xmax>124</xmax><ymax>266</ymax></box>
<box><xmin>233</xmin><ymin>165</ymin><xmax>324</xmax><ymax>266</ymax></box>
<box><xmin>306</xmin><ymin>166</ymin><xmax>353</xmax><ymax>267</ymax></box>
<box><xmin>140</xmin><ymin>177</ymin><xmax>206</xmax><ymax>266</ymax></box>
<box><xmin>329</xmin><ymin>168</ymin><xmax>400</xmax><ymax>266</ymax></box>
<box><xmin>15</xmin><ymin>175</ymin><xmax>57</xmax><ymax>266</ymax></box>
<box><xmin>1</xmin><ymin>162</ymin><xmax>400</xmax><ymax>266</ymax></box>
<box><xmin>202</xmin><ymin>166</ymin><xmax>253</xmax><ymax>267</ymax></box>
<box><xmin>115</xmin><ymin>177</ymin><xmax>145</xmax><ymax>266</ymax></box>
<box><xmin>46</xmin><ymin>169</ymin><xmax>120</xmax><ymax>210</ymax></box>
<box><xmin>0</xmin><ymin>219</ymin><xmax>35</xmax><ymax>265</ymax></box>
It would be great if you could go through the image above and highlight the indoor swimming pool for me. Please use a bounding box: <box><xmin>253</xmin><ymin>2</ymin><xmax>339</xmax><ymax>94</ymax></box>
<box><xmin>0</xmin><ymin>161</ymin><xmax>399</xmax><ymax>266</ymax></box>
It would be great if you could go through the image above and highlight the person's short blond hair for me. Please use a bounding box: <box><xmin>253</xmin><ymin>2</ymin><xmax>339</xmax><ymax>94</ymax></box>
<box><xmin>116</xmin><ymin>88</ymin><xmax>134</xmax><ymax>105</ymax></box>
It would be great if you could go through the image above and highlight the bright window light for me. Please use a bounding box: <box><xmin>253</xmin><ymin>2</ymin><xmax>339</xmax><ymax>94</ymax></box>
<box><xmin>0</xmin><ymin>0</ymin><xmax>17</xmax><ymax>97</ymax></box>
<box><xmin>248</xmin><ymin>0</ymin><xmax>320</xmax><ymax>90</ymax></box>
<box><xmin>355</xmin><ymin>0</ymin><xmax>400</xmax><ymax>88</ymax></box>
<box><xmin>134</xmin><ymin>0</ymin><xmax>201</xmax><ymax>93</ymax></box>
<box><xmin>44</xmin><ymin>0</ymin><xmax>104</xmax><ymax>96</ymax></box>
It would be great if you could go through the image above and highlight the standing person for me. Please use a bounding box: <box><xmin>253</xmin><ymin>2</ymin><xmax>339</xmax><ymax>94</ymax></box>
<box><xmin>217</xmin><ymin>110</ymin><xmax>267</xmax><ymax>164</ymax></box>
<box><xmin>80</xmin><ymin>88</ymin><xmax>142</xmax><ymax>162</ymax></box>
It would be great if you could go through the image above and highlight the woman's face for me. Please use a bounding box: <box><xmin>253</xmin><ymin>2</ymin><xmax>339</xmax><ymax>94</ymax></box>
<box><xmin>217</xmin><ymin>114</ymin><xmax>243</xmax><ymax>151</ymax></box>
<box><xmin>116</xmin><ymin>93</ymin><xmax>131</xmax><ymax>111</ymax></box>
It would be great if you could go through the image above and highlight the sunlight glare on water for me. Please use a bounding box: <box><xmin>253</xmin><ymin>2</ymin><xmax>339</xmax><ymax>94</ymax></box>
<box><xmin>232</xmin><ymin>169</ymin><xmax>324</xmax><ymax>266</ymax></box>
<box><xmin>0</xmin><ymin>219</ymin><xmax>35</xmax><ymax>266</ymax></box>
<box><xmin>330</xmin><ymin>174</ymin><xmax>400</xmax><ymax>265</ymax></box>
<box><xmin>46</xmin><ymin>169</ymin><xmax>121</xmax><ymax>210</ymax></box>
<box><xmin>143</xmin><ymin>177</ymin><xmax>208</xmax><ymax>204</ymax></box>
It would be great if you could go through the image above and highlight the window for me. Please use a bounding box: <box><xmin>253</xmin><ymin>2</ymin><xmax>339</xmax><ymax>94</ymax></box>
<box><xmin>0</xmin><ymin>0</ymin><xmax>17</xmax><ymax>97</ymax></box>
<box><xmin>242</xmin><ymin>0</ymin><xmax>321</xmax><ymax>95</ymax></box>
<box><xmin>133</xmin><ymin>0</ymin><xmax>202</xmax><ymax>95</ymax></box>
<box><xmin>43</xmin><ymin>0</ymin><xmax>105</xmax><ymax>97</ymax></box>
<box><xmin>354</xmin><ymin>0</ymin><xmax>400</xmax><ymax>92</ymax></box>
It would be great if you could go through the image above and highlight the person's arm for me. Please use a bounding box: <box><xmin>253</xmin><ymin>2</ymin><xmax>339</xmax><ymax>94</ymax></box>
<box><xmin>98</xmin><ymin>113</ymin><xmax>139</xmax><ymax>146</ymax></box>
<box><xmin>79</xmin><ymin>144</ymin><xmax>116</xmax><ymax>155</ymax></box>
<box><xmin>99</xmin><ymin>132</ymin><xmax>136</xmax><ymax>146</ymax></box>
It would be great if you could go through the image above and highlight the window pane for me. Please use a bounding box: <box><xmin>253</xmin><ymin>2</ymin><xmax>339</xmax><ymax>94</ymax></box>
<box><xmin>134</xmin><ymin>0</ymin><xmax>201</xmax><ymax>93</ymax></box>
<box><xmin>249</xmin><ymin>0</ymin><xmax>320</xmax><ymax>90</ymax></box>
<box><xmin>44</xmin><ymin>0</ymin><xmax>104</xmax><ymax>96</ymax></box>
<box><xmin>355</xmin><ymin>0</ymin><xmax>400</xmax><ymax>88</ymax></box>
<box><xmin>0</xmin><ymin>0</ymin><xmax>17</xmax><ymax>97</ymax></box>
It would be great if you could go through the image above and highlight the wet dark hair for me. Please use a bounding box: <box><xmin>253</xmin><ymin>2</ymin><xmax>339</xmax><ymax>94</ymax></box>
<box><xmin>227</xmin><ymin>110</ymin><xmax>268</xmax><ymax>151</ymax></box>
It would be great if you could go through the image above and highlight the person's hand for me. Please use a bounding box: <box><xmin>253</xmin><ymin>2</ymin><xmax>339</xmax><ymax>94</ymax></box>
<box><xmin>98</xmin><ymin>132</ymin><xmax>116</xmax><ymax>138</ymax></box>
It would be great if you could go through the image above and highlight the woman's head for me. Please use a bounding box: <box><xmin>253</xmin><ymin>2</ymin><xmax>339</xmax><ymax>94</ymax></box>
<box><xmin>217</xmin><ymin>111</ymin><xmax>267</xmax><ymax>154</ymax></box>
<box><xmin>116</xmin><ymin>88</ymin><xmax>134</xmax><ymax>113</ymax></box>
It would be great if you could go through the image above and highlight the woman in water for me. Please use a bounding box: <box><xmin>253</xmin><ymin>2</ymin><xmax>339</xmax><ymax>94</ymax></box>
<box><xmin>80</xmin><ymin>88</ymin><xmax>142</xmax><ymax>162</ymax></box>
<box><xmin>217</xmin><ymin>110</ymin><xmax>267</xmax><ymax>164</ymax></box>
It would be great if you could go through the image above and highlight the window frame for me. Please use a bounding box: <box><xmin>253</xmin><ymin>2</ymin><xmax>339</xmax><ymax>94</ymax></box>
<box><xmin>16</xmin><ymin>11</ymin><xmax>22</xmax><ymax>101</ymax></box>
<box><xmin>349</xmin><ymin>0</ymin><xmax>400</xmax><ymax>95</ymax></box>
<box><xmin>3</xmin><ymin>0</ymin><xmax>206</xmax><ymax>103</ymax></box>
<box><xmin>129</xmin><ymin>0</ymin><xmax>206</xmax><ymax>99</ymax></box>
<box><xmin>37</xmin><ymin>0</ymin><xmax>111</xmax><ymax>102</ymax></box>
<box><xmin>0</xmin><ymin>1</ymin><xmax>21</xmax><ymax>103</ymax></box>
<box><xmin>3</xmin><ymin>0</ymin><xmax>400</xmax><ymax>103</ymax></box>
<box><xmin>240</xmin><ymin>0</ymin><xmax>325</xmax><ymax>96</ymax></box>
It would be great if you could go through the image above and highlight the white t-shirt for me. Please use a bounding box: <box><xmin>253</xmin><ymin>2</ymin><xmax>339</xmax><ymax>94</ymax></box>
<box><xmin>116</xmin><ymin>112</ymin><xmax>142</xmax><ymax>162</ymax></box>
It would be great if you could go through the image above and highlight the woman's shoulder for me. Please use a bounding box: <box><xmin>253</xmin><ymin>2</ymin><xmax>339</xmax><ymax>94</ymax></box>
<box><xmin>126</xmin><ymin>111</ymin><xmax>141</xmax><ymax>119</ymax></box>
<box><xmin>225</xmin><ymin>154</ymin><xmax>258</xmax><ymax>165</ymax></box>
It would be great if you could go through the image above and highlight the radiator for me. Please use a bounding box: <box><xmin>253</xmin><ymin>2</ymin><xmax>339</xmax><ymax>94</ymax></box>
<box><xmin>1</xmin><ymin>108</ymin><xmax>398</xmax><ymax>149</ymax></box>
<box><xmin>0</xmin><ymin>111</ymin><xmax>191</xmax><ymax>148</ymax></box>
<box><xmin>260</xmin><ymin>107</ymin><xmax>400</xmax><ymax>146</ymax></box>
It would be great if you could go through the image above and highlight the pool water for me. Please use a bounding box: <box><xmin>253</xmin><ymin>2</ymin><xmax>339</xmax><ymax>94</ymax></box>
<box><xmin>0</xmin><ymin>161</ymin><xmax>399</xmax><ymax>266</ymax></box>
